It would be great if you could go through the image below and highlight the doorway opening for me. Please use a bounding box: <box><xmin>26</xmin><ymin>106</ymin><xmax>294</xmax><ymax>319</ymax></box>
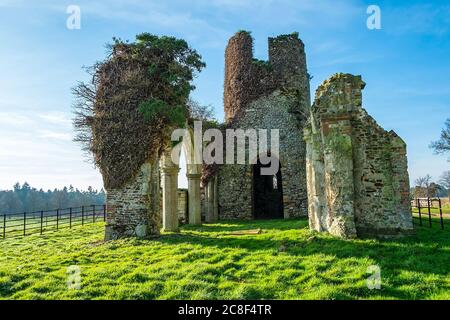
<box><xmin>252</xmin><ymin>157</ymin><xmax>283</xmax><ymax>219</ymax></box>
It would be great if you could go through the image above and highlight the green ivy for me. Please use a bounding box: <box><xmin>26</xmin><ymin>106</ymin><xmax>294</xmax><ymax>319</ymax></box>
<box><xmin>252</xmin><ymin>58</ymin><xmax>272</xmax><ymax>71</ymax></box>
<box><xmin>139</xmin><ymin>98</ymin><xmax>186</xmax><ymax>128</ymax></box>
<box><xmin>112</xmin><ymin>33</ymin><xmax>206</xmax><ymax>129</ymax></box>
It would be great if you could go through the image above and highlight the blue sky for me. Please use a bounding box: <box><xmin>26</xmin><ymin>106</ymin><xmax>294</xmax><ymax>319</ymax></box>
<box><xmin>0</xmin><ymin>0</ymin><xmax>448</xmax><ymax>191</ymax></box>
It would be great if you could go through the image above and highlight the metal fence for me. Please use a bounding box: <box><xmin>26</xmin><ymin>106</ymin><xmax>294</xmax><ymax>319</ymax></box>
<box><xmin>0</xmin><ymin>204</ymin><xmax>106</xmax><ymax>239</ymax></box>
<box><xmin>411</xmin><ymin>198</ymin><xmax>447</xmax><ymax>230</ymax></box>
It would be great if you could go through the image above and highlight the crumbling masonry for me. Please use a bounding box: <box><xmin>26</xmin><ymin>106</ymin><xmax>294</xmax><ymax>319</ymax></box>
<box><xmin>203</xmin><ymin>31</ymin><xmax>310</xmax><ymax>220</ymax></box>
<box><xmin>304</xmin><ymin>74</ymin><xmax>413</xmax><ymax>238</ymax></box>
<box><xmin>103</xmin><ymin>32</ymin><xmax>413</xmax><ymax>240</ymax></box>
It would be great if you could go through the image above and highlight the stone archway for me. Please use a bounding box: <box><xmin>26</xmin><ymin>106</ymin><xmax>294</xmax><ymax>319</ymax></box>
<box><xmin>160</xmin><ymin>128</ymin><xmax>202</xmax><ymax>232</ymax></box>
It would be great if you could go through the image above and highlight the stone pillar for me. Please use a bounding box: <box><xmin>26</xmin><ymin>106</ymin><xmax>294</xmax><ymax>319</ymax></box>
<box><xmin>321</xmin><ymin>119</ymin><xmax>357</xmax><ymax>238</ymax></box>
<box><xmin>213</xmin><ymin>176</ymin><xmax>219</xmax><ymax>221</ymax></box>
<box><xmin>161</xmin><ymin>152</ymin><xmax>180</xmax><ymax>232</ymax></box>
<box><xmin>304</xmin><ymin>125</ymin><xmax>326</xmax><ymax>232</ymax></box>
<box><xmin>187</xmin><ymin>173</ymin><xmax>202</xmax><ymax>225</ymax></box>
<box><xmin>204</xmin><ymin>181</ymin><xmax>209</xmax><ymax>221</ymax></box>
<box><xmin>205</xmin><ymin>179</ymin><xmax>216</xmax><ymax>223</ymax></box>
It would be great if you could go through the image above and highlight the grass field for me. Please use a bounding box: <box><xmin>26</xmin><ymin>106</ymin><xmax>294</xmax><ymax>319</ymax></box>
<box><xmin>0</xmin><ymin>218</ymin><xmax>449</xmax><ymax>300</ymax></box>
<box><xmin>0</xmin><ymin>207</ymin><xmax>103</xmax><ymax>238</ymax></box>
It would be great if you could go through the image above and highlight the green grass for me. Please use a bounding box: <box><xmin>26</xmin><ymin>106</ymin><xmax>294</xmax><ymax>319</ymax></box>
<box><xmin>0</xmin><ymin>219</ymin><xmax>449</xmax><ymax>300</ymax></box>
<box><xmin>412</xmin><ymin>207</ymin><xmax>450</xmax><ymax>215</ymax></box>
<box><xmin>1</xmin><ymin>215</ymin><xmax>100</xmax><ymax>238</ymax></box>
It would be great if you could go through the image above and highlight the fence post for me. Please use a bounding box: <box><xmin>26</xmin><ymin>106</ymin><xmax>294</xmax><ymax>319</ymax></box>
<box><xmin>418</xmin><ymin>199</ymin><xmax>422</xmax><ymax>226</ymax></box>
<box><xmin>3</xmin><ymin>214</ymin><xmax>5</xmax><ymax>239</ymax></box>
<box><xmin>56</xmin><ymin>209</ymin><xmax>59</xmax><ymax>230</ymax></box>
<box><xmin>427</xmin><ymin>197</ymin><xmax>432</xmax><ymax>228</ymax></box>
<box><xmin>69</xmin><ymin>208</ymin><xmax>72</xmax><ymax>228</ymax></box>
<box><xmin>23</xmin><ymin>212</ymin><xmax>26</xmax><ymax>236</ymax></box>
<box><xmin>40</xmin><ymin>210</ymin><xmax>44</xmax><ymax>235</ymax></box>
<box><xmin>438</xmin><ymin>198</ymin><xmax>444</xmax><ymax>230</ymax></box>
<box><xmin>82</xmin><ymin>206</ymin><xmax>84</xmax><ymax>226</ymax></box>
<box><xmin>103</xmin><ymin>204</ymin><xmax>106</xmax><ymax>222</ymax></box>
<box><xmin>93</xmin><ymin>205</ymin><xmax>96</xmax><ymax>223</ymax></box>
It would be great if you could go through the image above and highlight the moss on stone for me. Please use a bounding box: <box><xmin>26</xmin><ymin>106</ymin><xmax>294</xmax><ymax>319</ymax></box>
<box><xmin>325</xmin><ymin>131</ymin><xmax>353</xmax><ymax>158</ymax></box>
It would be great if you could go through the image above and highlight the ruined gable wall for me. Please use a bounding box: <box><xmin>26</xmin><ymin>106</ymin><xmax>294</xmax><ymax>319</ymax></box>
<box><xmin>305</xmin><ymin>73</ymin><xmax>413</xmax><ymax>238</ymax></box>
<box><xmin>352</xmin><ymin>109</ymin><xmax>413</xmax><ymax>236</ymax></box>
<box><xmin>105</xmin><ymin>156</ymin><xmax>161</xmax><ymax>240</ymax></box>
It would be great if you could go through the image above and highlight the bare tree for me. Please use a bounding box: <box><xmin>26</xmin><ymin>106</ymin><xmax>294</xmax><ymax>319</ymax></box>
<box><xmin>430</xmin><ymin>118</ymin><xmax>450</xmax><ymax>160</ymax></box>
<box><xmin>72</xmin><ymin>75</ymin><xmax>97</xmax><ymax>161</ymax></box>
<box><xmin>439</xmin><ymin>171</ymin><xmax>450</xmax><ymax>201</ymax></box>
<box><xmin>187</xmin><ymin>99</ymin><xmax>216</xmax><ymax>122</ymax></box>
<box><xmin>415</xmin><ymin>174</ymin><xmax>433</xmax><ymax>198</ymax></box>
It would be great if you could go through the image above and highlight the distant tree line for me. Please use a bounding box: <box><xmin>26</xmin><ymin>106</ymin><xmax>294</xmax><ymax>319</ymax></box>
<box><xmin>0</xmin><ymin>182</ymin><xmax>105</xmax><ymax>214</ymax></box>
<box><xmin>412</xmin><ymin>171</ymin><xmax>450</xmax><ymax>200</ymax></box>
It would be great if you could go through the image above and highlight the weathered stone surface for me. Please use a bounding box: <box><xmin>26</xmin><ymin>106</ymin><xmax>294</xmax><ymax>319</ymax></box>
<box><xmin>177</xmin><ymin>189</ymin><xmax>188</xmax><ymax>224</ymax></box>
<box><xmin>217</xmin><ymin>92</ymin><xmax>309</xmax><ymax>219</ymax></box>
<box><xmin>208</xmin><ymin>32</ymin><xmax>311</xmax><ymax>220</ymax></box>
<box><xmin>187</xmin><ymin>173</ymin><xmax>202</xmax><ymax>225</ymax></box>
<box><xmin>105</xmin><ymin>156</ymin><xmax>161</xmax><ymax>240</ymax></box>
<box><xmin>161</xmin><ymin>151</ymin><xmax>180</xmax><ymax>232</ymax></box>
<box><xmin>103</xmin><ymin>34</ymin><xmax>413</xmax><ymax>241</ymax></box>
<box><xmin>304</xmin><ymin>73</ymin><xmax>413</xmax><ymax>238</ymax></box>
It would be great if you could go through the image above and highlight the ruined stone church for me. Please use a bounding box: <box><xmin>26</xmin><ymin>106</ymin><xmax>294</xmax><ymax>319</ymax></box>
<box><xmin>104</xmin><ymin>31</ymin><xmax>413</xmax><ymax>240</ymax></box>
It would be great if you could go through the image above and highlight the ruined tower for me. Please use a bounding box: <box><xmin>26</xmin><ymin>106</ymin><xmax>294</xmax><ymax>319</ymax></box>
<box><xmin>205</xmin><ymin>32</ymin><xmax>310</xmax><ymax>220</ymax></box>
<box><xmin>224</xmin><ymin>31</ymin><xmax>310</xmax><ymax>122</ymax></box>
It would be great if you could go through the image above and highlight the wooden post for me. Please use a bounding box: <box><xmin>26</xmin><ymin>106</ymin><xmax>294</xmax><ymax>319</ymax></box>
<box><xmin>418</xmin><ymin>199</ymin><xmax>422</xmax><ymax>226</ymax></box>
<box><xmin>40</xmin><ymin>211</ymin><xmax>44</xmax><ymax>235</ymax></box>
<box><xmin>92</xmin><ymin>205</ymin><xmax>96</xmax><ymax>223</ymax></box>
<box><xmin>56</xmin><ymin>209</ymin><xmax>59</xmax><ymax>230</ymax></box>
<box><xmin>427</xmin><ymin>197</ymin><xmax>432</xmax><ymax>228</ymax></box>
<box><xmin>81</xmin><ymin>206</ymin><xmax>84</xmax><ymax>226</ymax></box>
<box><xmin>3</xmin><ymin>214</ymin><xmax>5</xmax><ymax>239</ymax></box>
<box><xmin>69</xmin><ymin>208</ymin><xmax>72</xmax><ymax>228</ymax></box>
<box><xmin>438</xmin><ymin>198</ymin><xmax>444</xmax><ymax>230</ymax></box>
<box><xmin>23</xmin><ymin>212</ymin><xmax>26</xmax><ymax>236</ymax></box>
<box><xmin>103</xmin><ymin>205</ymin><xmax>106</xmax><ymax>222</ymax></box>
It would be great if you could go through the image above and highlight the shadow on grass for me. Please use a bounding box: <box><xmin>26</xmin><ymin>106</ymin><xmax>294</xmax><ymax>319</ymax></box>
<box><xmin>181</xmin><ymin>218</ymin><xmax>308</xmax><ymax>232</ymax></box>
<box><xmin>153</xmin><ymin>218</ymin><xmax>450</xmax><ymax>299</ymax></box>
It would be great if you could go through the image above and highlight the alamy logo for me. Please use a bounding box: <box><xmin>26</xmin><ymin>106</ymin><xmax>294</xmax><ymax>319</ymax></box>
<box><xmin>367</xmin><ymin>5</ymin><xmax>382</xmax><ymax>30</ymax></box>
<box><xmin>366</xmin><ymin>265</ymin><xmax>381</xmax><ymax>290</ymax></box>
<box><xmin>171</xmin><ymin>121</ymin><xmax>280</xmax><ymax>175</ymax></box>
<box><xmin>66</xmin><ymin>5</ymin><xmax>81</xmax><ymax>30</ymax></box>
<box><xmin>66</xmin><ymin>265</ymin><xmax>81</xmax><ymax>290</ymax></box>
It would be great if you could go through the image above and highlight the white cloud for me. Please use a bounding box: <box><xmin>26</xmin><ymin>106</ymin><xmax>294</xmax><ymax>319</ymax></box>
<box><xmin>39</xmin><ymin>112</ymin><xmax>72</xmax><ymax>126</ymax></box>
<box><xmin>0</xmin><ymin>107</ymin><xmax>101</xmax><ymax>191</ymax></box>
<box><xmin>0</xmin><ymin>111</ymin><xmax>35</xmax><ymax>126</ymax></box>
<box><xmin>38</xmin><ymin>129</ymin><xmax>72</xmax><ymax>141</ymax></box>
<box><xmin>77</xmin><ymin>1</ymin><xmax>230</xmax><ymax>46</ymax></box>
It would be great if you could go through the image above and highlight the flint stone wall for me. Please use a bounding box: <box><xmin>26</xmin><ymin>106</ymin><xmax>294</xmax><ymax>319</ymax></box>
<box><xmin>105</xmin><ymin>157</ymin><xmax>161</xmax><ymax>240</ymax></box>
<box><xmin>217</xmin><ymin>92</ymin><xmax>308</xmax><ymax>219</ymax></box>
<box><xmin>177</xmin><ymin>189</ymin><xmax>188</xmax><ymax>223</ymax></box>
<box><xmin>304</xmin><ymin>73</ymin><xmax>413</xmax><ymax>238</ymax></box>
<box><xmin>215</xmin><ymin>32</ymin><xmax>310</xmax><ymax>219</ymax></box>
